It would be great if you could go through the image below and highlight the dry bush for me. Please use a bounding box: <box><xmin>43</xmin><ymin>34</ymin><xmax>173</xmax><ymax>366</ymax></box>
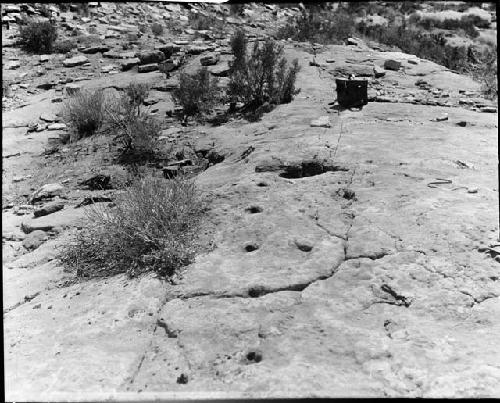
<box><xmin>228</xmin><ymin>30</ymin><xmax>301</xmax><ymax>112</ymax></box>
<box><xmin>53</xmin><ymin>38</ymin><xmax>75</xmax><ymax>54</ymax></box>
<box><xmin>59</xmin><ymin>173</ymin><xmax>204</xmax><ymax>278</ymax></box>
<box><xmin>104</xmin><ymin>86</ymin><xmax>160</xmax><ymax>163</ymax></box>
<box><xmin>151</xmin><ymin>22</ymin><xmax>164</xmax><ymax>36</ymax></box>
<box><xmin>63</xmin><ymin>89</ymin><xmax>106</xmax><ymax>140</ymax></box>
<box><xmin>172</xmin><ymin>67</ymin><xmax>221</xmax><ymax>121</ymax></box>
<box><xmin>277</xmin><ymin>8</ymin><xmax>355</xmax><ymax>44</ymax></box>
<box><xmin>19</xmin><ymin>19</ymin><xmax>58</xmax><ymax>54</ymax></box>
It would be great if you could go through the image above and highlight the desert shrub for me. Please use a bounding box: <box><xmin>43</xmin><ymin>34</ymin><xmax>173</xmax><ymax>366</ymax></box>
<box><xmin>228</xmin><ymin>30</ymin><xmax>301</xmax><ymax>111</ymax></box>
<box><xmin>19</xmin><ymin>20</ymin><xmax>58</xmax><ymax>54</ymax></box>
<box><xmin>172</xmin><ymin>67</ymin><xmax>221</xmax><ymax>120</ymax></box>
<box><xmin>277</xmin><ymin>8</ymin><xmax>355</xmax><ymax>44</ymax></box>
<box><xmin>104</xmin><ymin>90</ymin><xmax>160</xmax><ymax>163</ymax></box>
<box><xmin>63</xmin><ymin>89</ymin><xmax>106</xmax><ymax>139</ymax></box>
<box><xmin>189</xmin><ymin>13</ymin><xmax>225</xmax><ymax>32</ymax></box>
<box><xmin>2</xmin><ymin>80</ymin><xmax>11</xmax><ymax>98</ymax></box>
<box><xmin>151</xmin><ymin>22</ymin><xmax>164</xmax><ymax>36</ymax></box>
<box><xmin>124</xmin><ymin>81</ymin><xmax>150</xmax><ymax>112</ymax></box>
<box><xmin>229</xmin><ymin>4</ymin><xmax>245</xmax><ymax>16</ymax></box>
<box><xmin>59</xmin><ymin>173</ymin><xmax>204</xmax><ymax>278</ymax></box>
<box><xmin>53</xmin><ymin>39</ymin><xmax>75</xmax><ymax>54</ymax></box>
<box><xmin>469</xmin><ymin>46</ymin><xmax>498</xmax><ymax>100</ymax></box>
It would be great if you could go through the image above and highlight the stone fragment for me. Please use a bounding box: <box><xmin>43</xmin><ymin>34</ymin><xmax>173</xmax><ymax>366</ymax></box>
<box><xmin>310</xmin><ymin>116</ymin><xmax>331</xmax><ymax>128</ymax></box>
<box><xmin>29</xmin><ymin>183</ymin><xmax>64</xmax><ymax>204</ymax></box>
<box><xmin>373</xmin><ymin>65</ymin><xmax>385</xmax><ymax>78</ymax></box>
<box><xmin>63</xmin><ymin>55</ymin><xmax>89</xmax><ymax>67</ymax></box>
<box><xmin>47</xmin><ymin>123</ymin><xmax>67</xmax><ymax>131</ymax></box>
<box><xmin>81</xmin><ymin>45</ymin><xmax>110</xmax><ymax>54</ymax></box>
<box><xmin>22</xmin><ymin>230</ymin><xmax>48</xmax><ymax>250</ymax></box>
<box><xmin>200</xmin><ymin>53</ymin><xmax>219</xmax><ymax>66</ymax></box>
<box><xmin>480</xmin><ymin>106</ymin><xmax>497</xmax><ymax>113</ymax></box>
<box><xmin>138</xmin><ymin>63</ymin><xmax>159</xmax><ymax>73</ymax></box>
<box><xmin>33</xmin><ymin>201</ymin><xmax>65</xmax><ymax>218</ymax></box>
<box><xmin>383</xmin><ymin>59</ymin><xmax>401</xmax><ymax>71</ymax></box>
<box><xmin>40</xmin><ymin>113</ymin><xmax>57</xmax><ymax>123</ymax></box>
<box><xmin>120</xmin><ymin>58</ymin><xmax>140</xmax><ymax>71</ymax></box>
<box><xmin>138</xmin><ymin>50</ymin><xmax>165</xmax><ymax>65</ymax></box>
<box><xmin>208</xmin><ymin>61</ymin><xmax>230</xmax><ymax>77</ymax></box>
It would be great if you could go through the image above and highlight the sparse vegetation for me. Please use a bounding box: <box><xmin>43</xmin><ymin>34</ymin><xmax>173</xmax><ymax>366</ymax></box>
<box><xmin>63</xmin><ymin>89</ymin><xmax>106</xmax><ymax>140</ymax></box>
<box><xmin>19</xmin><ymin>19</ymin><xmax>58</xmax><ymax>54</ymax></box>
<box><xmin>173</xmin><ymin>67</ymin><xmax>221</xmax><ymax>121</ymax></box>
<box><xmin>151</xmin><ymin>22</ymin><xmax>164</xmax><ymax>36</ymax></box>
<box><xmin>228</xmin><ymin>30</ymin><xmax>301</xmax><ymax>114</ymax></box>
<box><xmin>59</xmin><ymin>173</ymin><xmax>204</xmax><ymax>278</ymax></box>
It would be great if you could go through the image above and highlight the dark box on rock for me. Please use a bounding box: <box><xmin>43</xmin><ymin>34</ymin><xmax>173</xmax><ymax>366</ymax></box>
<box><xmin>336</xmin><ymin>78</ymin><xmax>368</xmax><ymax>108</ymax></box>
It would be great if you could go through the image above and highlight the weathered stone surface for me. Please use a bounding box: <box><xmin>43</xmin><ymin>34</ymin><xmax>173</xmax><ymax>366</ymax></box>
<box><xmin>33</xmin><ymin>201</ymin><xmax>65</xmax><ymax>218</ymax></box>
<box><xmin>200</xmin><ymin>52</ymin><xmax>220</xmax><ymax>66</ymax></box>
<box><xmin>81</xmin><ymin>45</ymin><xmax>110</xmax><ymax>54</ymax></box>
<box><xmin>21</xmin><ymin>206</ymin><xmax>90</xmax><ymax>234</ymax></box>
<box><xmin>29</xmin><ymin>183</ymin><xmax>64</xmax><ymax>204</ymax></box>
<box><xmin>120</xmin><ymin>57</ymin><xmax>140</xmax><ymax>71</ymax></box>
<box><xmin>208</xmin><ymin>61</ymin><xmax>230</xmax><ymax>77</ymax></box>
<box><xmin>310</xmin><ymin>116</ymin><xmax>331</xmax><ymax>127</ymax></box>
<box><xmin>22</xmin><ymin>230</ymin><xmax>48</xmax><ymax>250</ymax></box>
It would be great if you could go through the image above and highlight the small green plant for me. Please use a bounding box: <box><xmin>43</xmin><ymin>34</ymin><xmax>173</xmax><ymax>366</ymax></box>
<box><xmin>59</xmin><ymin>173</ymin><xmax>204</xmax><ymax>278</ymax></box>
<box><xmin>151</xmin><ymin>22</ymin><xmax>164</xmax><ymax>36</ymax></box>
<box><xmin>228</xmin><ymin>30</ymin><xmax>301</xmax><ymax>113</ymax></box>
<box><xmin>63</xmin><ymin>89</ymin><xmax>106</xmax><ymax>139</ymax></box>
<box><xmin>173</xmin><ymin>67</ymin><xmax>221</xmax><ymax>121</ymax></box>
<box><xmin>19</xmin><ymin>19</ymin><xmax>58</xmax><ymax>54</ymax></box>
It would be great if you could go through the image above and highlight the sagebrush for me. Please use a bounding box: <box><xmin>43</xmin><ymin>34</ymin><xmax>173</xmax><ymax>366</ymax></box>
<box><xmin>173</xmin><ymin>67</ymin><xmax>221</xmax><ymax>121</ymax></box>
<box><xmin>63</xmin><ymin>89</ymin><xmax>106</xmax><ymax>140</ymax></box>
<box><xmin>59</xmin><ymin>172</ymin><xmax>203</xmax><ymax>278</ymax></box>
<box><xmin>228</xmin><ymin>30</ymin><xmax>301</xmax><ymax>112</ymax></box>
<box><xmin>19</xmin><ymin>20</ymin><xmax>58</xmax><ymax>54</ymax></box>
<box><xmin>104</xmin><ymin>85</ymin><xmax>160</xmax><ymax>164</ymax></box>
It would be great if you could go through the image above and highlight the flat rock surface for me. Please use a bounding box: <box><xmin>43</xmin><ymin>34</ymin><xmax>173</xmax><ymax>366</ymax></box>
<box><xmin>2</xmin><ymin>4</ymin><xmax>499</xmax><ymax>400</ymax></box>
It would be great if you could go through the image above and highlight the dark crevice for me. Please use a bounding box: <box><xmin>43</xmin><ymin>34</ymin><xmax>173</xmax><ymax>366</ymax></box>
<box><xmin>345</xmin><ymin>251</ymin><xmax>392</xmax><ymax>261</ymax></box>
<box><xmin>379</xmin><ymin>284</ymin><xmax>413</xmax><ymax>307</ymax></box>
<box><xmin>156</xmin><ymin>318</ymin><xmax>179</xmax><ymax>338</ymax></box>
<box><xmin>279</xmin><ymin>160</ymin><xmax>349</xmax><ymax>179</ymax></box>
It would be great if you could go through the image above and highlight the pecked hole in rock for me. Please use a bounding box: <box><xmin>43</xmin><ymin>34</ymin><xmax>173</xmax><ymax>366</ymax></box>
<box><xmin>246</xmin><ymin>350</ymin><xmax>263</xmax><ymax>363</ymax></box>
<box><xmin>256</xmin><ymin>182</ymin><xmax>269</xmax><ymax>187</ymax></box>
<box><xmin>295</xmin><ymin>241</ymin><xmax>313</xmax><ymax>252</ymax></box>
<box><xmin>245</xmin><ymin>244</ymin><xmax>259</xmax><ymax>252</ymax></box>
<box><xmin>245</xmin><ymin>205</ymin><xmax>263</xmax><ymax>214</ymax></box>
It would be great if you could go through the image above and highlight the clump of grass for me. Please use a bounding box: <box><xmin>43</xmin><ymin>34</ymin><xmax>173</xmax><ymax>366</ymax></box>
<box><xmin>63</xmin><ymin>89</ymin><xmax>106</xmax><ymax>140</ymax></box>
<box><xmin>19</xmin><ymin>19</ymin><xmax>58</xmax><ymax>54</ymax></box>
<box><xmin>59</xmin><ymin>173</ymin><xmax>204</xmax><ymax>278</ymax></box>
<box><xmin>151</xmin><ymin>22</ymin><xmax>164</xmax><ymax>36</ymax></box>
<box><xmin>173</xmin><ymin>67</ymin><xmax>221</xmax><ymax>121</ymax></box>
<box><xmin>228</xmin><ymin>30</ymin><xmax>301</xmax><ymax>114</ymax></box>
